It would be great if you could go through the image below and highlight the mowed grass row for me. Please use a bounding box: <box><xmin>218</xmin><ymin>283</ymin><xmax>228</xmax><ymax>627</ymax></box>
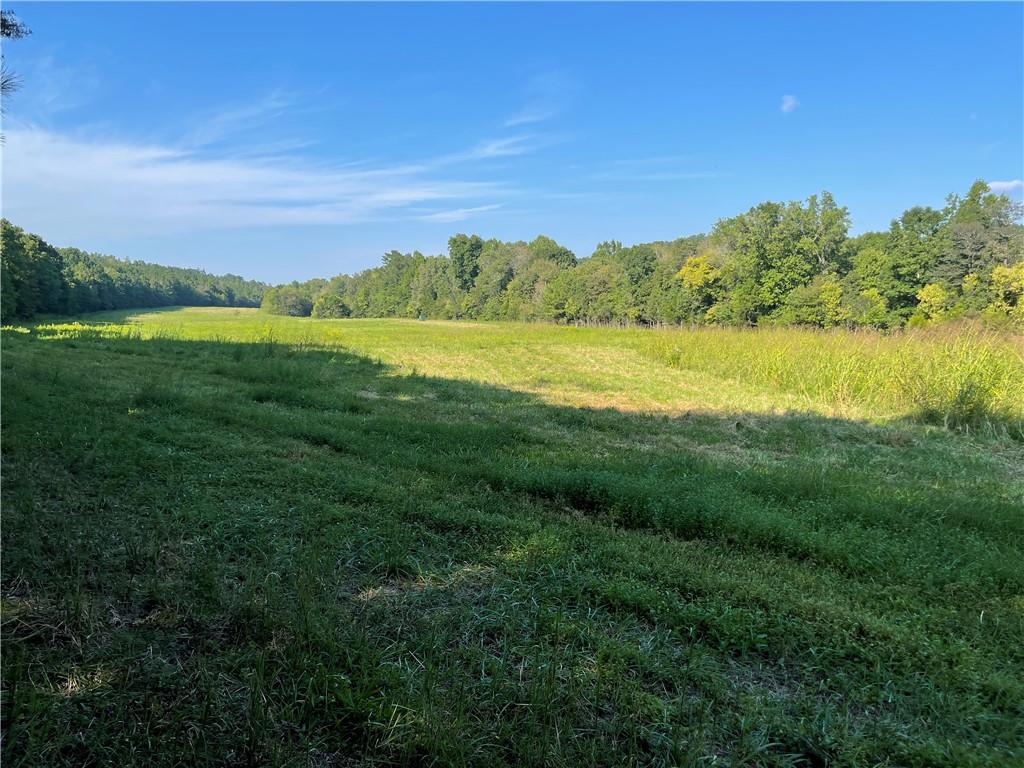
<box><xmin>2</xmin><ymin>308</ymin><xmax>1023</xmax><ymax>767</ymax></box>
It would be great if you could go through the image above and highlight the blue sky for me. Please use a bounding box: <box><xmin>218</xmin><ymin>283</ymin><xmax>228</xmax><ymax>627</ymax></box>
<box><xmin>2</xmin><ymin>2</ymin><xmax>1022</xmax><ymax>283</ymax></box>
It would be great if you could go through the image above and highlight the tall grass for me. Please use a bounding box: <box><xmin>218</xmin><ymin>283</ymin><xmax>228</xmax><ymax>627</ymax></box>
<box><xmin>645</xmin><ymin>322</ymin><xmax>1024</xmax><ymax>436</ymax></box>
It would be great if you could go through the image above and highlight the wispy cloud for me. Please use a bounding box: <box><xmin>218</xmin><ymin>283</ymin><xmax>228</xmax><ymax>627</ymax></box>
<box><xmin>592</xmin><ymin>170</ymin><xmax>723</xmax><ymax>183</ymax></box>
<box><xmin>464</xmin><ymin>136</ymin><xmax>536</xmax><ymax>160</ymax></box>
<box><xmin>987</xmin><ymin>179</ymin><xmax>1023</xmax><ymax>195</ymax></box>
<box><xmin>183</xmin><ymin>91</ymin><xmax>296</xmax><ymax>147</ymax></box>
<box><xmin>588</xmin><ymin>155</ymin><xmax>724</xmax><ymax>184</ymax></box>
<box><xmin>434</xmin><ymin>133</ymin><xmax>567</xmax><ymax>166</ymax></box>
<box><xmin>15</xmin><ymin>53</ymin><xmax>101</xmax><ymax>117</ymax></box>
<box><xmin>504</xmin><ymin>71</ymin><xmax>575</xmax><ymax>127</ymax></box>
<box><xmin>613</xmin><ymin>154</ymin><xmax>700</xmax><ymax>167</ymax></box>
<box><xmin>1</xmin><ymin>126</ymin><xmax>510</xmax><ymax>239</ymax></box>
<box><xmin>780</xmin><ymin>94</ymin><xmax>799</xmax><ymax>114</ymax></box>
<box><xmin>3</xmin><ymin>73</ymin><xmax>572</xmax><ymax>245</ymax></box>
<box><xmin>417</xmin><ymin>204</ymin><xmax>503</xmax><ymax>223</ymax></box>
<box><xmin>504</xmin><ymin>110</ymin><xmax>554</xmax><ymax>128</ymax></box>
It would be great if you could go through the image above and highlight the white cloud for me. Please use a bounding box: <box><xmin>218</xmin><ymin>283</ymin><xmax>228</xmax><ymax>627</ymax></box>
<box><xmin>14</xmin><ymin>53</ymin><xmax>101</xmax><ymax>117</ymax></box>
<box><xmin>590</xmin><ymin>169</ymin><xmax>722</xmax><ymax>183</ymax></box>
<box><xmin>504</xmin><ymin>71</ymin><xmax>575</xmax><ymax>127</ymax></box>
<box><xmin>434</xmin><ymin>134</ymin><xmax>568</xmax><ymax>166</ymax></box>
<box><xmin>417</xmin><ymin>204</ymin><xmax>503</xmax><ymax>223</ymax></box>
<box><xmin>504</xmin><ymin>110</ymin><xmax>555</xmax><ymax>128</ymax></box>
<box><xmin>464</xmin><ymin>136</ymin><xmax>536</xmax><ymax>160</ymax></box>
<box><xmin>589</xmin><ymin>155</ymin><xmax>723</xmax><ymax>183</ymax></box>
<box><xmin>987</xmin><ymin>179</ymin><xmax>1024</xmax><ymax>195</ymax></box>
<box><xmin>780</xmin><ymin>94</ymin><xmax>799</xmax><ymax>114</ymax></box>
<box><xmin>613</xmin><ymin>154</ymin><xmax>699</xmax><ymax>167</ymax></box>
<box><xmin>0</xmin><ymin>126</ymin><xmax>509</xmax><ymax>239</ymax></box>
<box><xmin>183</xmin><ymin>91</ymin><xmax>295</xmax><ymax>148</ymax></box>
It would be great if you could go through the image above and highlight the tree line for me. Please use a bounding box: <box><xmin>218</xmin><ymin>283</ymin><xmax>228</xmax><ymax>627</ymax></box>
<box><xmin>263</xmin><ymin>181</ymin><xmax>1023</xmax><ymax>328</ymax></box>
<box><xmin>1</xmin><ymin>220</ymin><xmax>265</xmax><ymax>321</ymax></box>
<box><xmin>3</xmin><ymin>181</ymin><xmax>1021</xmax><ymax>328</ymax></box>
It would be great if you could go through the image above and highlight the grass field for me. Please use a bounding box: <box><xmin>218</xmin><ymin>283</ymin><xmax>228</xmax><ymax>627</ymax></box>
<box><xmin>2</xmin><ymin>307</ymin><xmax>1023</xmax><ymax>767</ymax></box>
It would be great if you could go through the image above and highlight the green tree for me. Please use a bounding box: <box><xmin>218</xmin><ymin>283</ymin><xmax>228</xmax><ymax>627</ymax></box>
<box><xmin>311</xmin><ymin>293</ymin><xmax>351</xmax><ymax>319</ymax></box>
<box><xmin>932</xmin><ymin>181</ymin><xmax>1022</xmax><ymax>288</ymax></box>
<box><xmin>913</xmin><ymin>282</ymin><xmax>953</xmax><ymax>324</ymax></box>
<box><xmin>465</xmin><ymin>240</ymin><xmax>521</xmax><ymax>318</ymax></box>
<box><xmin>848</xmin><ymin>208</ymin><xmax>944</xmax><ymax>324</ymax></box>
<box><xmin>409</xmin><ymin>255</ymin><xmax>460</xmax><ymax>318</ymax></box>
<box><xmin>773</xmin><ymin>275</ymin><xmax>850</xmax><ymax>327</ymax></box>
<box><xmin>703</xmin><ymin>193</ymin><xmax>850</xmax><ymax>324</ymax></box>
<box><xmin>986</xmin><ymin>262</ymin><xmax>1024</xmax><ymax>323</ymax></box>
<box><xmin>528</xmin><ymin>235</ymin><xmax>576</xmax><ymax>269</ymax></box>
<box><xmin>260</xmin><ymin>287</ymin><xmax>303</xmax><ymax>316</ymax></box>
<box><xmin>1</xmin><ymin>220</ymin><xmax>65</xmax><ymax>319</ymax></box>
<box><xmin>448</xmin><ymin>234</ymin><xmax>483</xmax><ymax>291</ymax></box>
<box><xmin>1</xmin><ymin>9</ymin><xmax>31</xmax><ymax>134</ymax></box>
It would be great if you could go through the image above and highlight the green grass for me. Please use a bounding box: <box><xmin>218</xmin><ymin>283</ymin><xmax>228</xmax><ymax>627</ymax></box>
<box><xmin>2</xmin><ymin>307</ymin><xmax>1023</xmax><ymax>767</ymax></box>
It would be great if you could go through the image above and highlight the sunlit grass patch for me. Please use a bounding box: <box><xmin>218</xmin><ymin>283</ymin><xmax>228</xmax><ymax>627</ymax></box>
<box><xmin>645</xmin><ymin>321</ymin><xmax>1024</xmax><ymax>436</ymax></box>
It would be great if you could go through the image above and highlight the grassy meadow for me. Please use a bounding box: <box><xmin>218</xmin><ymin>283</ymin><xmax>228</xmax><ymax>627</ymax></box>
<box><xmin>2</xmin><ymin>307</ymin><xmax>1023</xmax><ymax>766</ymax></box>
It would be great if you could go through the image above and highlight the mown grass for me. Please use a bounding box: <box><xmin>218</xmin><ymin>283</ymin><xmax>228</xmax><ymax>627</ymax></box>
<box><xmin>2</xmin><ymin>308</ymin><xmax>1023</xmax><ymax>767</ymax></box>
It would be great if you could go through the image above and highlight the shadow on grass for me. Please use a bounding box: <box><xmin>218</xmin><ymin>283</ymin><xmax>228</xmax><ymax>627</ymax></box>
<box><xmin>2</xmin><ymin>325</ymin><xmax>1023</xmax><ymax>767</ymax></box>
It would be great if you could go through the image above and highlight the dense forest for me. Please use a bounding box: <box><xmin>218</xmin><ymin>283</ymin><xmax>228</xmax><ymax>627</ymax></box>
<box><xmin>264</xmin><ymin>181</ymin><xmax>1024</xmax><ymax>328</ymax></box>
<box><xmin>0</xmin><ymin>220</ymin><xmax>266</xmax><ymax>321</ymax></box>
<box><xmin>3</xmin><ymin>181</ymin><xmax>1021</xmax><ymax>328</ymax></box>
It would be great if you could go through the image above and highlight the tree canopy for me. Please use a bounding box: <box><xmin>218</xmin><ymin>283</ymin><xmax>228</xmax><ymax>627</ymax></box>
<box><xmin>1</xmin><ymin>9</ymin><xmax>31</xmax><ymax>129</ymax></box>
<box><xmin>260</xmin><ymin>182</ymin><xmax>1022</xmax><ymax>328</ymax></box>
<box><xmin>1</xmin><ymin>220</ymin><xmax>266</xmax><ymax>322</ymax></box>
